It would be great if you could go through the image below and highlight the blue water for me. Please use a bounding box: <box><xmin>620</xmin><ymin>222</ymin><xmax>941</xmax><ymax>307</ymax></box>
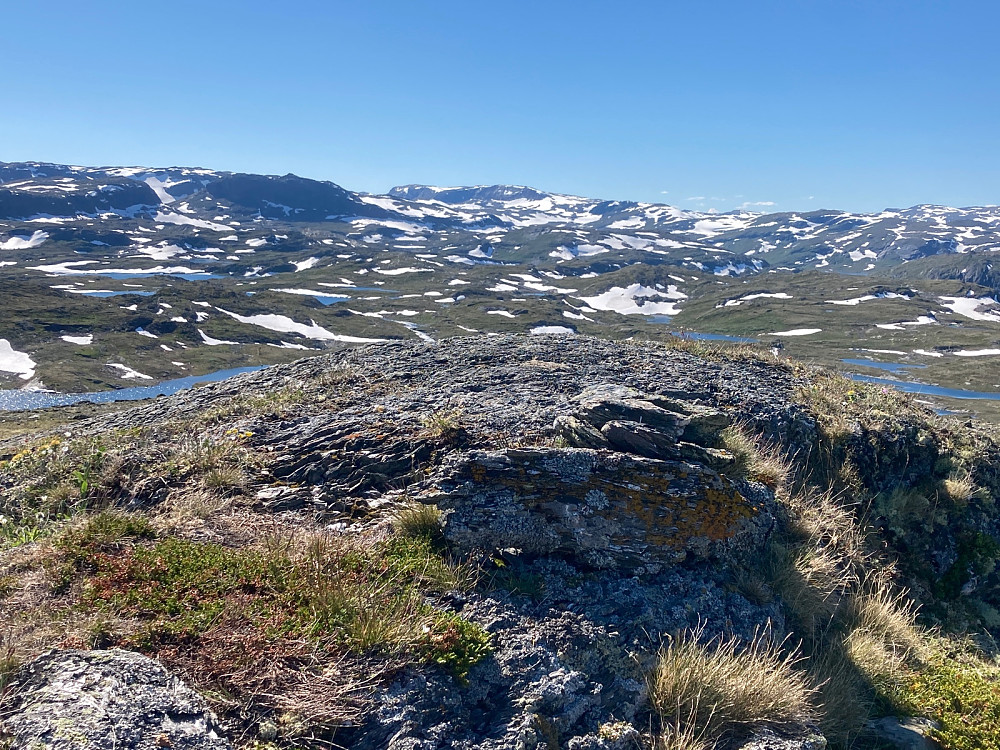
<box><xmin>0</xmin><ymin>366</ymin><xmax>264</xmax><ymax>412</ymax></box>
<box><xmin>81</xmin><ymin>290</ymin><xmax>156</xmax><ymax>298</ymax></box>
<box><xmin>842</xmin><ymin>358</ymin><xmax>928</xmax><ymax>375</ymax></box>
<box><xmin>849</xmin><ymin>374</ymin><xmax>1000</xmax><ymax>401</ymax></box>
<box><xmin>646</xmin><ymin>317</ymin><xmax>760</xmax><ymax>343</ymax></box>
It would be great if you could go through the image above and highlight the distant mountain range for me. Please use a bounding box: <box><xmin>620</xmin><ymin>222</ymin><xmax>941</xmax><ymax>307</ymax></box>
<box><xmin>2</xmin><ymin>161</ymin><xmax>998</xmax><ymax>279</ymax></box>
<box><xmin>0</xmin><ymin>160</ymin><xmax>998</xmax><ymax>411</ymax></box>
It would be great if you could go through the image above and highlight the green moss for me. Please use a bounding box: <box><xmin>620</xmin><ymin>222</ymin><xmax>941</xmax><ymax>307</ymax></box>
<box><xmin>937</xmin><ymin>533</ymin><xmax>1000</xmax><ymax>600</ymax></box>
<box><xmin>883</xmin><ymin>658</ymin><xmax>1000</xmax><ymax>750</ymax></box>
<box><xmin>421</xmin><ymin>611</ymin><xmax>492</xmax><ymax>680</ymax></box>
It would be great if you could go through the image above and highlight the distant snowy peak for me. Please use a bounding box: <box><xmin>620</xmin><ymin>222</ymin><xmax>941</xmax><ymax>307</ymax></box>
<box><xmin>388</xmin><ymin>184</ymin><xmax>554</xmax><ymax>203</ymax></box>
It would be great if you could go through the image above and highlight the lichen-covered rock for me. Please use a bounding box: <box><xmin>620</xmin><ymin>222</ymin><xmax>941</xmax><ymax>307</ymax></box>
<box><xmin>0</xmin><ymin>649</ymin><xmax>231</xmax><ymax>750</ymax></box>
<box><xmin>553</xmin><ymin>415</ymin><xmax>612</xmax><ymax>450</ymax></box>
<box><xmin>418</xmin><ymin>447</ymin><xmax>777</xmax><ymax>570</ymax></box>
<box><xmin>734</xmin><ymin>728</ymin><xmax>828</xmax><ymax>750</ymax></box>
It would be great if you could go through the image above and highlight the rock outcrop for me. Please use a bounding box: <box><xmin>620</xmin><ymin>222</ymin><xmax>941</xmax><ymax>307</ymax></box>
<box><xmin>1</xmin><ymin>649</ymin><xmax>231</xmax><ymax>750</ymax></box>
<box><xmin>8</xmin><ymin>336</ymin><xmax>958</xmax><ymax>750</ymax></box>
<box><xmin>418</xmin><ymin>447</ymin><xmax>775</xmax><ymax>570</ymax></box>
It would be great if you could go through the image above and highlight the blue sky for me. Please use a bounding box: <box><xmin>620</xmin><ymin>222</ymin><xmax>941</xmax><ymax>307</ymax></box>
<box><xmin>1</xmin><ymin>1</ymin><xmax>997</xmax><ymax>212</ymax></box>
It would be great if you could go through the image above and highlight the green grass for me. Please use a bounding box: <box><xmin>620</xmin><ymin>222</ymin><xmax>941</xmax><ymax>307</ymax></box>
<box><xmin>879</xmin><ymin>653</ymin><xmax>1000</xmax><ymax>750</ymax></box>
<box><xmin>57</xmin><ymin>517</ymin><xmax>488</xmax><ymax>678</ymax></box>
<box><xmin>392</xmin><ymin>503</ymin><xmax>444</xmax><ymax>545</ymax></box>
<box><xmin>420</xmin><ymin>409</ymin><xmax>467</xmax><ymax>444</ymax></box>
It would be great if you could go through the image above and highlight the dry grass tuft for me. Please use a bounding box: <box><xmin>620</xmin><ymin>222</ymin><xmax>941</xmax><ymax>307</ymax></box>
<box><xmin>0</xmin><ymin>635</ymin><xmax>19</xmax><ymax>697</ymax></box>
<box><xmin>847</xmin><ymin>575</ymin><xmax>926</xmax><ymax>671</ymax></box>
<box><xmin>942</xmin><ymin>472</ymin><xmax>977</xmax><ymax>506</ymax></box>
<box><xmin>786</xmin><ymin>488</ymin><xmax>872</xmax><ymax>573</ymax></box>
<box><xmin>201</xmin><ymin>464</ymin><xmax>247</xmax><ymax>495</ymax></box>
<box><xmin>769</xmin><ymin>544</ymin><xmax>855</xmax><ymax>647</ymax></box>
<box><xmin>420</xmin><ymin>409</ymin><xmax>466</xmax><ymax>444</ymax></box>
<box><xmin>719</xmin><ymin>424</ymin><xmax>790</xmax><ymax>489</ymax></box>
<box><xmin>807</xmin><ymin>643</ymin><xmax>873</xmax><ymax>745</ymax></box>
<box><xmin>649</xmin><ymin>627</ymin><xmax>816</xmax><ymax>744</ymax></box>
<box><xmin>393</xmin><ymin>503</ymin><xmax>443</xmax><ymax>542</ymax></box>
<box><xmin>654</xmin><ymin>704</ymin><xmax>716</xmax><ymax>750</ymax></box>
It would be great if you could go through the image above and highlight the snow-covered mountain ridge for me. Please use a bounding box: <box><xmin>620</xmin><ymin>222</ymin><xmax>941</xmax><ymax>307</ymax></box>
<box><xmin>3</xmin><ymin>161</ymin><xmax>998</xmax><ymax>276</ymax></box>
<box><xmin>1</xmin><ymin>160</ymin><xmax>999</xmax><ymax>410</ymax></box>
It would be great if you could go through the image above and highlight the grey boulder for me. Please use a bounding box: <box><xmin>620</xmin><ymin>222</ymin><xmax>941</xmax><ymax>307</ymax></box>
<box><xmin>0</xmin><ymin>649</ymin><xmax>231</xmax><ymax>750</ymax></box>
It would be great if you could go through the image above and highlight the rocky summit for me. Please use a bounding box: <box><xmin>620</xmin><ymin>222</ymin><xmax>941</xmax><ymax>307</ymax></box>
<box><xmin>2</xmin><ymin>335</ymin><xmax>1000</xmax><ymax>750</ymax></box>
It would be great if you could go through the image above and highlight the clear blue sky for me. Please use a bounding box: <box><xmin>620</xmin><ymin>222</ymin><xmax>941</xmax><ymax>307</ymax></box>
<box><xmin>2</xmin><ymin>0</ymin><xmax>997</xmax><ymax>213</ymax></box>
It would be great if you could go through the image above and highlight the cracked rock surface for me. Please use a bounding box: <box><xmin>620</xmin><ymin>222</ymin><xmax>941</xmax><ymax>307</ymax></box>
<box><xmin>1</xmin><ymin>649</ymin><xmax>231</xmax><ymax>750</ymax></box>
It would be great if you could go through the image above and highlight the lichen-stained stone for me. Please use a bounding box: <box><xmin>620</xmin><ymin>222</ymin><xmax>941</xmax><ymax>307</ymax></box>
<box><xmin>420</xmin><ymin>448</ymin><xmax>776</xmax><ymax>570</ymax></box>
<box><xmin>553</xmin><ymin>414</ymin><xmax>612</xmax><ymax>450</ymax></box>
<box><xmin>0</xmin><ymin>649</ymin><xmax>231</xmax><ymax>750</ymax></box>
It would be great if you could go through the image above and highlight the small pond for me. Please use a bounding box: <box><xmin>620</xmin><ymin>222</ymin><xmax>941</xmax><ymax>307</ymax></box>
<box><xmin>81</xmin><ymin>290</ymin><xmax>156</xmax><ymax>298</ymax></box>
<box><xmin>848</xmin><ymin>374</ymin><xmax>1000</xmax><ymax>401</ymax></box>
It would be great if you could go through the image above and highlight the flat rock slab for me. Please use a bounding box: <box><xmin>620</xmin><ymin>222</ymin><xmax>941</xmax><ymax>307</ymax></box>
<box><xmin>419</xmin><ymin>448</ymin><xmax>776</xmax><ymax>570</ymax></box>
<box><xmin>0</xmin><ymin>649</ymin><xmax>231</xmax><ymax>750</ymax></box>
<box><xmin>868</xmin><ymin>717</ymin><xmax>942</xmax><ymax>750</ymax></box>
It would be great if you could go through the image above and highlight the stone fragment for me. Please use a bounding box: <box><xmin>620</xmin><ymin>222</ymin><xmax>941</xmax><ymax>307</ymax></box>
<box><xmin>571</xmin><ymin>385</ymin><xmax>727</xmax><ymax>447</ymax></box>
<box><xmin>735</xmin><ymin>728</ymin><xmax>828</xmax><ymax>749</ymax></box>
<box><xmin>599</xmin><ymin>420</ymin><xmax>679</xmax><ymax>460</ymax></box>
<box><xmin>868</xmin><ymin>717</ymin><xmax>942</xmax><ymax>750</ymax></box>
<box><xmin>0</xmin><ymin>649</ymin><xmax>231</xmax><ymax>750</ymax></box>
<box><xmin>650</xmin><ymin>397</ymin><xmax>731</xmax><ymax>445</ymax></box>
<box><xmin>254</xmin><ymin>485</ymin><xmax>306</xmax><ymax>511</ymax></box>
<box><xmin>677</xmin><ymin>442</ymin><xmax>737</xmax><ymax>471</ymax></box>
<box><xmin>554</xmin><ymin>415</ymin><xmax>612</xmax><ymax>450</ymax></box>
<box><xmin>576</xmin><ymin>397</ymin><xmax>689</xmax><ymax>439</ymax></box>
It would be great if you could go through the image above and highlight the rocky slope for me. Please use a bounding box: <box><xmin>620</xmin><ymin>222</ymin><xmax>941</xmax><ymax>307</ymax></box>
<box><xmin>2</xmin><ymin>336</ymin><xmax>1000</xmax><ymax>750</ymax></box>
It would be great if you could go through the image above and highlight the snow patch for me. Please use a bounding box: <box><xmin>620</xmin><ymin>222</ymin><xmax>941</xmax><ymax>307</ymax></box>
<box><xmin>938</xmin><ymin>296</ymin><xmax>1000</xmax><ymax>322</ymax></box>
<box><xmin>61</xmin><ymin>334</ymin><xmax>93</xmax><ymax>345</ymax></box>
<box><xmin>1</xmin><ymin>231</ymin><xmax>48</xmax><ymax>250</ymax></box>
<box><xmin>530</xmin><ymin>325</ymin><xmax>575</xmax><ymax>335</ymax></box>
<box><xmin>769</xmin><ymin>328</ymin><xmax>822</xmax><ymax>336</ymax></box>
<box><xmin>107</xmin><ymin>363</ymin><xmax>153</xmax><ymax>380</ymax></box>
<box><xmin>0</xmin><ymin>339</ymin><xmax>36</xmax><ymax>380</ymax></box>
<box><xmin>216</xmin><ymin>308</ymin><xmax>386</xmax><ymax>342</ymax></box>
<box><xmin>575</xmin><ymin>283</ymin><xmax>686</xmax><ymax>317</ymax></box>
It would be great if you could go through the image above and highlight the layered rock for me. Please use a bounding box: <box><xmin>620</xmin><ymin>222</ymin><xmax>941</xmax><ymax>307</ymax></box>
<box><xmin>419</xmin><ymin>447</ymin><xmax>775</xmax><ymax>571</ymax></box>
